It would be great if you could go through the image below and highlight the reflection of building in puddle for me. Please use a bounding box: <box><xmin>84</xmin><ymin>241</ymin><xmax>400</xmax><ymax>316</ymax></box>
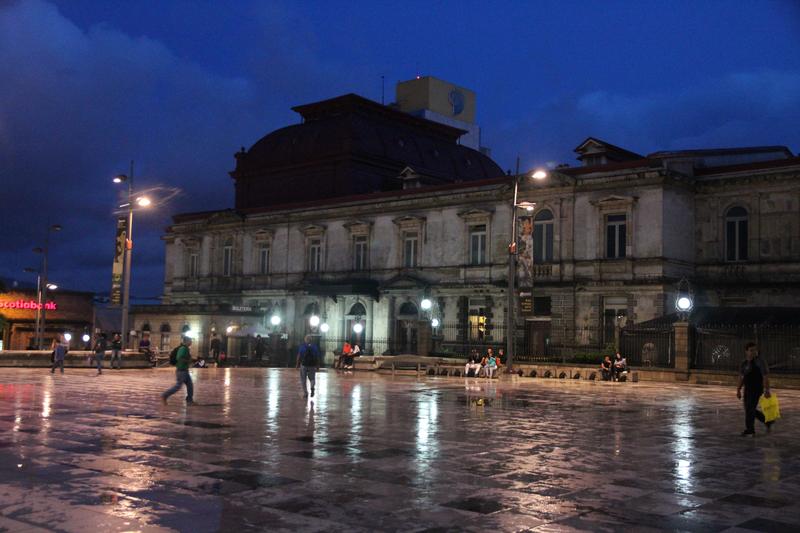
<box><xmin>670</xmin><ymin>398</ymin><xmax>695</xmax><ymax>493</ymax></box>
<box><xmin>349</xmin><ymin>384</ymin><xmax>363</xmax><ymax>449</ymax></box>
<box><xmin>223</xmin><ymin>368</ymin><xmax>232</xmax><ymax>418</ymax></box>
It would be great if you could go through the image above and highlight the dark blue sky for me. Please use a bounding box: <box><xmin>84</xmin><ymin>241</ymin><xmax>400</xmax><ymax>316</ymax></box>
<box><xmin>1</xmin><ymin>0</ymin><xmax>799</xmax><ymax>298</ymax></box>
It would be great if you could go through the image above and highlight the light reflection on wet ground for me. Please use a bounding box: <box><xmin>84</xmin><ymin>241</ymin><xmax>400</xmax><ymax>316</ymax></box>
<box><xmin>0</xmin><ymin>368</ymin><xmax>798</xmax><ymax>532</ymax></box>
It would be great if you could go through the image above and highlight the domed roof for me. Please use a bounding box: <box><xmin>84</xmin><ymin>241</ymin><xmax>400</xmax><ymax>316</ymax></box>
<box><xmin>230</xmin><ymin>94</ymin><xmax>504</xmax><ymax>210</ymax></box>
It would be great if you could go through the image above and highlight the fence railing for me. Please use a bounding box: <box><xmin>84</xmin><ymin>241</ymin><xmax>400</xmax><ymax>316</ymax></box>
<box><xmin>619</xmin><ymin>327</ymin><xmax>675</xmax><ymax>368</ymax></box>
<box><xmin>694</xmin><ymin>324</ymin><xmax>800</xmax><ymax>374</ymax></box>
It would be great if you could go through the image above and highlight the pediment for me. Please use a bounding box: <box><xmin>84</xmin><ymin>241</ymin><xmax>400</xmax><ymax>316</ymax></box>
<box><xmin>253</xmin><ymin>228</ymin><xmax>274</xmax><ymax>241</ymax></box>
<box><xmin>301</xmin><ymin>224</ymin><xmax>326</xmax><ymax>236</ymax></box>
<box><xmin>205</xmin><ymin>210</ymin><xmax>244</xmax><ymax>226</ymax></box>
<box><xmin>344</xmin><ymin>219</ymin><xmax>373</xmax><ymax>233</ymax></box>
<box><xmin>392</xmin><ymin>215</ymin><xmax>426</xmax><ymax>227</ymax></box>
<box><xmin>591</xmin><ymin>195</ymin><xmax>638</xmax><ymax>208</ymax></box>
<box><xmin>382</xmin><ymin>274</ymin><xmax>429</xmax><ymax>289</ymax></box>
<box><xmin>457</xmin><ymin>207</ymin><xmax>494</xmax><ymax>220</ymax></box>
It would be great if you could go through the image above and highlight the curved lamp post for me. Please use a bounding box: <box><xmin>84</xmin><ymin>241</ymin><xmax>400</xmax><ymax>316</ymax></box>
<box><xmin>505</xmin><ymin>168</ymin><xmax>547</xmax><ymax>373</ymax></box>
<box><xmin>113</xmin><ymin>162</ymin><xmax>151</xmax><ymax>349</ymax></box>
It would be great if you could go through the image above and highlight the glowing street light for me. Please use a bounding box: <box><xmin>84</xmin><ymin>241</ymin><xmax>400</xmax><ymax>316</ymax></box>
<box><xmin>353</xmin><ymin>323</ymin><xmax>364</xmax><ymax>334</ymax></box>
<box><xmin>420</xmin><ymin>298</ymin><xmax>432</xmax><ymax>310</ymax></box>
<box><xmin>320</xmin><ymin>323</ymin><xmax>330</xmax><ymax>333</ymax></box>
<box><xmin>63</xmin><ymin>332</ymin><xmax>72</xmax><ymax>342</ymax></box>
<box><xmin>82</xmin><ymin>333</ymin><xmax>91</xmax><ymax>343</ymax></box>
<box><xmin>270</xmin><ymin>315</ymin><xmax>281</xmax><ymax>326</ymax></box>
<box><xmin>309</xmin><ymin>315</ymin><xmax>320</xmax><ymax>327</ymax></box>
<box><xmin>431</xmin><ymin>318</ymin><xmax>440</xmax><ymax>328</ymax></box>
<box><xmin>114</xmin><ymin>161</ymin><xmax>153</xmax><ymax>349</ymax></box>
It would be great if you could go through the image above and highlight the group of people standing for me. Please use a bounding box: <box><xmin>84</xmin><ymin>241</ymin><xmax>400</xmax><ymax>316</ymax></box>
<box><xmin>49</xmin><ymin>332</ymin><xmax>123</xmax><ymax>375</ymax></box>
<box><xmin>464</xmin><ymin>347</ymin><xmax>503</xmax><ymax>378</ymax></box>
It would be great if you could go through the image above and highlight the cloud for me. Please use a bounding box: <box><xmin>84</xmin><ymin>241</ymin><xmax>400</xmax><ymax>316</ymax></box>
<box><xmin>496</xmin><ymin>69</ymin><xmax>800</xmax><ymax>170</ymax></box>
<box><xmin>0</xmin><ymin>0</ymin><xmax>313</xmax><ymax>297</ymax></box>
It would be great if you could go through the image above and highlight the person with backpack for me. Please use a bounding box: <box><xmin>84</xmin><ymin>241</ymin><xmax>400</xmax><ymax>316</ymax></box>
<box><xmin>92</xmin><ymin>333</ymin><xmax>107</xmax><ymax>375</ymax></box>
<box><xmin>50</xmin><ymin>334</ymin><xmax>68</xmax><ymax>374</ymax></box>
<box><xmin>110</xmin><ymin>333</ymin><xmax>123</xmax><ymax>369</ymax></box>
<box><xmin>161</xmin><ymin>336</ymin><xmax>194</xmax><ymax>405</ymax></box>
<box><xmin>296</xmin><ymin>335</ymin><xmax>321</xmax><ymax>398</ymax></box>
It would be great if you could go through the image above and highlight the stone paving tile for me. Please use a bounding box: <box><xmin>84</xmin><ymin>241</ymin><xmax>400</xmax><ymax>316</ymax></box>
<box><xmin>0</xmin><ymin>367</ymin><xmax>798</xmax><ymax>532</ymax></box>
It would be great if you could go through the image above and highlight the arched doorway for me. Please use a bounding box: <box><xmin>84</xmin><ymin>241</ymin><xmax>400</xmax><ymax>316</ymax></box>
<box><xmin>346</xmin><ymin>302</ymin><xmax>367</xmax><ymax>348</ymax></box>
<box><xmin>396</xmin><ymin>301</ymin><xmax>419</xmax><ymax>354</ymax></box>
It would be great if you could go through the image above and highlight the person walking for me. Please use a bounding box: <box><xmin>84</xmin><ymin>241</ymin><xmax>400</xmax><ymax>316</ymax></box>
<box><xmin>296</xmin><ymin>335</ymin><xmax>321</xmax><ymax>398</ymax></box>
<box><xmin>737</xmin><ymin>342</ymin><xmax>773</xmax><ymax>436</ymax></box>
<box><xmin>50</xmin><ymin>334</ymin><xmax>68</xmax><ymax>374</ymax></box>
<box><xmin>92</xmin><ymin>333</ymin><xmax>107</xmax><ymax>375</ymax></box>
<box><xmin>110</xmin><ymin>333</ymin><xmax>123</xmax><ymax>370</ymax></box>
<box><xmin>161</xmin><ymin>336</ymin><xmax>194</xmax><ymax>405</ymax></box>
<box><xmin>209</xmin><ymin>333</ymin><xmax>221</xmax><ymax>363</ymax></box>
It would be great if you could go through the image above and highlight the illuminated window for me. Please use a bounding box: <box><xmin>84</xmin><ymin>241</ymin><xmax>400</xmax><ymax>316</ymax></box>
<box><xmin>468</xmin><ymin>300</ymin><xmax>487</xmax><ymax>341</ymax></box>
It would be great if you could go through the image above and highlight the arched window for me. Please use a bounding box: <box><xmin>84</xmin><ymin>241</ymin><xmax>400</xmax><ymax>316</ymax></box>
<box><xmin>534</xmin><ymin>209</ymin><xmax>554</xmax><ymax>263</ymax></box>
<box><xmin>725</xmin><ymin>206</ymin><xmax>748</xmax><ymax>262</ymax></box>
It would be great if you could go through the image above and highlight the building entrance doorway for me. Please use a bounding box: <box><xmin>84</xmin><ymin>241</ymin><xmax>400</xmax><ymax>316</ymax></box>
<box><xmin>523</xmin><ymin>320</ymin><xmax>551</xmax><ymax>357</ymax></box>
<box><xmin>396</xmin><ymin>301</ymin><xmax>419</xmax><ymax>354</ymax></box>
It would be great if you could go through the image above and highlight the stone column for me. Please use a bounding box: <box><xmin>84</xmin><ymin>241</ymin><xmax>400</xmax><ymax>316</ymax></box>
<box><xmin>674</xmin><ymin>321</ymin><xmax>690</xmax><ymax>379</ymax></box>
<box><xmin>418</xmin><ymin>320</ymin><xmax>432</xmax><ymax>357</ymax></box>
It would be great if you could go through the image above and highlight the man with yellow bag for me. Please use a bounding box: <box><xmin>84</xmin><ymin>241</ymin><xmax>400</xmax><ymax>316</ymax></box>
<box><xmin>736</xmin><ymin>342</ymin><xmax>774</xmax><ymax>436</ymax></box>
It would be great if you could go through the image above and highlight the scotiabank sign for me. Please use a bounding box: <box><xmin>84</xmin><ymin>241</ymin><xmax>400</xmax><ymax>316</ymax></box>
<box><xmin>0</xmin><ymin>300</ymin><xmax>57</xmax><ymax>310</ymax></box>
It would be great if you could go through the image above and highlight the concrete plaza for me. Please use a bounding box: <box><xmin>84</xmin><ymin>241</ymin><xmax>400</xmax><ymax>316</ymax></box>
<box><xmin>0</xmin><ymin>368</ymin><xmax>798</xmax><ymax>532</ymax></box>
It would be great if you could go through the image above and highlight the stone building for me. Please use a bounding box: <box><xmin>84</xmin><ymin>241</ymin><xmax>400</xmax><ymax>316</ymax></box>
<box><xmin>132</xmin><ymin>95</ymin><xmax>800</xmax><ymax>362</ymax></box>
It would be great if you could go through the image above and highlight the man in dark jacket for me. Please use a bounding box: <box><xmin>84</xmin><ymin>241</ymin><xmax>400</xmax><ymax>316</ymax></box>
<box><xmin>92</xmin><ymin>333</ymin><xmax>107</xmax><ymax>375</ymax></box>
<box><xmin>737</xmin><ymin>342</ymin><xmax>772</xmax><ymax>436</ymax></box>
<box><xmin>161</xmin><ymin>336</ymin><xmax>194</xmax><ymax>405</ymax></box>
<box><xmin>296</xmin><ymin>335</ymin><xmax>321</xmax><ymax>398</ymax></box>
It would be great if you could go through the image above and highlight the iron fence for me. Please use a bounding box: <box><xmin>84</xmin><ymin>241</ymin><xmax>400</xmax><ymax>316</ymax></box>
<box><xmin>618</xmin><ymin>327</ymin><xmax>675</xmax><ymax>368</ymax></box>
<box><xmin>694</xmin><ymin>324</ymin><xmax>800</xmax><ymax>374</ymax></box>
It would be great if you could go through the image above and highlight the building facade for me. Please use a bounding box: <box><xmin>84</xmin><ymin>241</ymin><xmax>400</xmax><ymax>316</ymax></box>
<box><xmin>132</xmin><ymin>127</ymin><xmax>800</xmax><ymax>362</ymax></box>
<box><xmin>0</xmin><ymin>289</ymin><xmax>94</xmax><ymax>350</ymax></box>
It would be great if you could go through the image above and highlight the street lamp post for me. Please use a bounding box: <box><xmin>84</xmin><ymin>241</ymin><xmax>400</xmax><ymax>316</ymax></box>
<box><xmin>505</xmin><ymin>166</ymin><xmax>548</xmax><ymax>373</ymax></box>
<box><xmin>32</xmin><ymin>224</ymin><xmax>62</xmax><ymax>349</ymax></box>
<box><xmin>114</xmin><ymin>161</ymin><xmax>151</xmax><ymax>349</ymax></box>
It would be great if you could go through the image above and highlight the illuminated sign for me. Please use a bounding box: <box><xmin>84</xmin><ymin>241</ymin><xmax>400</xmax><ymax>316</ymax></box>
<box><xmin>0</xmin><ymin>300</ymin><xmax>57</xmax><ymax>310</ymax></box>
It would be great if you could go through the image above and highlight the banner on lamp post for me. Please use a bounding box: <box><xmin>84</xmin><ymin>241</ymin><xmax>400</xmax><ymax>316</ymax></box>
<box><xmin>110</xmin><ymin>217</ymin><xmax>126</xmax><ymax>306</ymax></box>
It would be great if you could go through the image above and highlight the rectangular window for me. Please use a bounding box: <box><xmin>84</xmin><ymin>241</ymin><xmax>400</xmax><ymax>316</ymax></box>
<box><xmin>189</xmin><ymin>253</ymin><xmax>198</xmax><ymax>278</ymax></box>
<box><xmin>606</xmin><ymin>214</ymin><xmax>626</xmax><ymax>259</ymax></box>
<box><xmin>726</xmin><ymin>219</ymin><xmax>748</xmax><ymax>261</ymax></box>
<box><xmin>354</xmin><ymin>236</ymin><xmax>368</xmax><ymax>271</ymax></box>
<box><xmin>469</xmin><ymin>225</ymin><xmax>487</xmax><ymax>265</ymax></box>
<box><xmin>403</xmin><ymin>232</ymin><xmax>418</xmax><ymax>268</ymax></box>
<box><xmin>468</xmin><ymin>305</ymin><xmax>487</xmax><ymax>341</ymax></box>
<box><xmin>258</xmin><ymin>246</ymin><xmax>270</xmax><ymax>275</ymax></box>
<box><xmin>308</xmin><ymin>239</ymin><xmax>322</xmax><ymax>272</ymax></box>
<box><xmin>534</xmin><ymin>223</ymin><xmax>554</xmax><ymax>263</ymax></box>
<box><xmin>533</xmin><ymin>296</ymin><xmax>552</xmax><ymax>316</ymax></box>
<box><xmin>160</xmin><ymin>334</ymin><xmax>170</xmax><ymax>352</ymax></box>
<box><xmin>222</xmin><ymin>245</ymin><xmax>233</xmax><ymax>276</ymax></box>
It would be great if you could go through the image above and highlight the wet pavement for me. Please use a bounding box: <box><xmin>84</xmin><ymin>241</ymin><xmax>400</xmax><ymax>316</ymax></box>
<box><xmin>0</xmin><ymin>367</ymin><xmax>798</xmax><ymax>532</ymax></box>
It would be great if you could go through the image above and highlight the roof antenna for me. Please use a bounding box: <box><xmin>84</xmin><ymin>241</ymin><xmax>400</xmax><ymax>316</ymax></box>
<box><xmin>381</xmin><ymin>75</ymin><xmax>385</xmax><ymax>105</ymax></box>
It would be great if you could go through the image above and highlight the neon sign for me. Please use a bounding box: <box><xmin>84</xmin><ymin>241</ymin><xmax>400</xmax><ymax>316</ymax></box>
<box><xmin>0</xmin><ymin>300</ymin><xmax>57</xmax><ymax>310</ymax></box>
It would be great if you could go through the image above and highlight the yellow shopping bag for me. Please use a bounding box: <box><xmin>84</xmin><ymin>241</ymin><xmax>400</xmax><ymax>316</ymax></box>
<box><xmin>759</xmin><ymin>393</ymin><xmax>781</xmax><ymax>423</ymax></box>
